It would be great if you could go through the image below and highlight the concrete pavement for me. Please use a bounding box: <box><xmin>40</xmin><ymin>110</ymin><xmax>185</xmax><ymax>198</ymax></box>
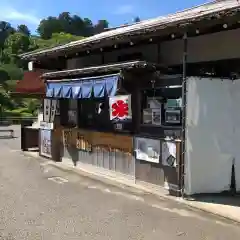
<box><xmin>0</xmin><ymin>125</ymin><xmax>240</xmax><ymax>239</ymax></box>
<box><xmin>28</xmin><ymin>150</ymin><xmax>240</xmax><ymax>224</ymax></box>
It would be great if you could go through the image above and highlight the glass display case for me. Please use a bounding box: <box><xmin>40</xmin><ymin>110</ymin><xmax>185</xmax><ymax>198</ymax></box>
<box><xmin>142</xmin><ymin>97</ymin><xmax>162</xmax><ymax>126</ymax></box>
<box><xmin>164</xmin><ymin>98</ymin><xmax>182</xmax><ymax>125</ymax></box>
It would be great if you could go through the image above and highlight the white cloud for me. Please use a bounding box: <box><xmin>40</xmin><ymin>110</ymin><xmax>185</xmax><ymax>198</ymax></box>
<box><xmin>114</xmin><ymin>4</ymin><xmax>134</xmax><ymax>15</ymax></box>
<box><xmin>0</xmin><ymin>7</ymin><xmax>40</xmax><ymax>25</ymax></box>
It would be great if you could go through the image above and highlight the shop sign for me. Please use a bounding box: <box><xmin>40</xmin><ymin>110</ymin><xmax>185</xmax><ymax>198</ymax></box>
<box><xmin>109</xmin><ymin>95</ymin><xmax>132</xmax><ymax>121</ymax></box>
<box><xmin>43</xmin><ymin>99</ymin><xmax>58</xmax><ymax>123</ymax></box>
<box><xmin>43</xmin><ymin>99</ymin><xmax>51</xmax><ymax>123</ymax></box>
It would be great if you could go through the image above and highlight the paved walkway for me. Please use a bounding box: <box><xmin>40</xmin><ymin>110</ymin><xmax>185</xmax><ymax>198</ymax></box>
<box><xmin>180</xmin><ymin>195</ymin><xmax>240</xmax><ymax>223</ymax></box>
<box><xmin>27</xmin><ymin>149</ymin><xmax>240</xmax><ymax>224</ymax></box>
<box><xmin>1</xmin><ymin>125</ymin><xmax>240</xmax><ymax>239</ymax></box>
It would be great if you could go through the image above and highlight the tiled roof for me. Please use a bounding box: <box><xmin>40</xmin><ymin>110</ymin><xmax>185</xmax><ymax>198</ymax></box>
<box><xmin>13</xmin><ymin>71</ymin><xmax>45</xmax><ymax>95</ymax></box>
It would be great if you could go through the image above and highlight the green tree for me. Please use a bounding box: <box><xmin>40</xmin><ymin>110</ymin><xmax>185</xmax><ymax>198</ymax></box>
<box><xmin>133</xmin><ymin>16</ymin><xmax>141</xmax><ymax>23</ymax></box>
<box><xmin>83</xmin><ymin>18</ymin><xmax>93</xmax><ymax>36</ymax></box>
<box><xmin>70</xmin><ymin>15</ymin><xmax>90</xmax><ymax>36</ymax></box>
<box><xmin>58</xmin><ymin>12</ymin><xmax>72</xmax><ymax>33</ymax></box>
<box><xmin>3</xmin><ymin>32</ymin><xmax>31</xmax><ymax>63</ymax></box>
<box><xmin>94</xmin><ymin>20</ymin><xmax>109</xmax><ymax>34</ymax></box>
<box><xmin>37</xmin><ymin>16</ymin><xmax>63</xmax><ymax>39</ymax></box>
<box><xmin>0</xmin><ymin>64</ymin><xmax>23</xmax><ymax>80</ymax></box>
<box><xmin>36</xmin><ymin>12</ymin><xmax>109</xmax><ymax>39</ymax></box>
<box><xmin>4</xmin><ymin>32</ymin><xmax>30</xmax><ymax>54</ymax></box>
<box><xmin>0</xmin><ymin>21</ymin><xmax>15</xmax><ymax>62</ymax></box>
<box><xmin>17</xmin><ymin>24</ymin><xmax>31</xmax><ymax>36</ymax></box>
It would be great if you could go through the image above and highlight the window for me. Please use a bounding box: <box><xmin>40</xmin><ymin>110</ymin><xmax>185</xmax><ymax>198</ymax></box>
<box><xmin>78</xmin><ymin>98</ymin><xmax>112</xmax><ymax>131</ymax></box>
<box><xmin>60</xmin><ymin>99</ymin><xmax>78</xmax><ymax>127</ymax></box>
<box><xmin>68</xmin><ymin>99</ymin><xmax>78</xmax><ymax>126</ymax></box>
<box><xmin>78</xmin><ymin>100</ymin><xmax>95</xmax><ymax>128</ymax></box>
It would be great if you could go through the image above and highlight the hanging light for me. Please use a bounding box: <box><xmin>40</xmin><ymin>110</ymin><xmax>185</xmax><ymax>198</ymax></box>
<box><xmin>171</xmin><ymin>34</ymin><xmax>175</xmax><ymax>39</ymax></box>
<box><xmin>149</xmin><ymin>38</ymin><xmax>153</xmax><ymax>42</ymax></box>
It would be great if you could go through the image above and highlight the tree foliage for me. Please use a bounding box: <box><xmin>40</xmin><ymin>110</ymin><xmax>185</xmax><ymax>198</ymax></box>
<box><xmin>133</xmin><ymin>16</ymin><xmax>141</xmax><ymax>23</ymax></box>
<box><xmin>31</xmin><ymin>32</ymin><xmax>84</xmax><ymax>49</ymax></box>
<box><xmin>37</xmin><ymin>12</ymin><xmax>109</xmax><ymax>39</ymax></box>
<box><xmin>4</xmin><ymin>32</ymin><xmax>31</xmax><ymax>55</ymax></box>
<box><xmin>17</xmin><ymin>24</ymin><xmax>31</xmax><ymax>36</ymax></box>
<box><xmin>0</xmin><ymin>21</ymin><xmax>15</xmax><ymax>50</ymax></box>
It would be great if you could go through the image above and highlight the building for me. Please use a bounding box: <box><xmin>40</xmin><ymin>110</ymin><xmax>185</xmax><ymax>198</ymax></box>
<box><xmin>17</xmin><ymin>0</ymin><xmax>240</xmax><ymax>196</ymax></box>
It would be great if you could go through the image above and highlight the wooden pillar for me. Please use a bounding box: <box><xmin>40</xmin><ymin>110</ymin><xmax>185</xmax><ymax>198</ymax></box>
<box><xmin>132</xmin><ymin>87</ymin><xmax>141</xmax><ymax>134</ymax></box>
<box><xmin>179</xmin><ymin>33</ymin><xmax>188</xmax><ymax>197</ymax></box>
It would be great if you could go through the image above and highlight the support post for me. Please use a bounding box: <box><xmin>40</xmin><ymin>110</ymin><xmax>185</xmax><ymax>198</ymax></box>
<box><xmin>101</xmin><ymin>53</ymin><xmax>105</xmax><ymax>64</ymax></box>
<box><xmin>179</xmin><ymin>33</ymin><xmax>188</xmax><ymax>197</ymax></box>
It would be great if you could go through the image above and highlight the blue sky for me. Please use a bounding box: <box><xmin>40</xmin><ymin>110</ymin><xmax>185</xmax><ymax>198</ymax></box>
<box><xmin>0</xmin><ymin>0</ymin><xmax>209</xmax><ymax>34</ymax></box>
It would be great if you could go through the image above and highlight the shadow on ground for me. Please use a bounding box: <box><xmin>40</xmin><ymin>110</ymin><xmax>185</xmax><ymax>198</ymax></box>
<box><xmin>186</xmin><ymin>193</ymin><xmax>240</xmax><ymax>208</ymax></box>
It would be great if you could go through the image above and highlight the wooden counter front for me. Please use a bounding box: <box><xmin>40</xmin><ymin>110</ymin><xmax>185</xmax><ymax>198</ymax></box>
<box><xmin>61</xmin><ymin>128</ymin><xmax>133</xmax><ymax>154</ymax></box>
<box><xmin>91</xmin><ymin>132</ymin><xmax>133</xmax><ymax>153</ymax></box>
<box><xmin>59</xmin><ymin>127</ymin><xmax>135</xmax><ymax>177</ymax></box>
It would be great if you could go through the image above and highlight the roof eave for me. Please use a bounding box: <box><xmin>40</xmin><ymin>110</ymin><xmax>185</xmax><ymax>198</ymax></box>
<box><xmin>19</xmin><ymin>1</ymin><xmax>240</xmax><ymax>61</ymax></box>
<box><xmin>41</xmin><ymin>60</ymin><xmax>168</xmax><ymax>79</ymax></box>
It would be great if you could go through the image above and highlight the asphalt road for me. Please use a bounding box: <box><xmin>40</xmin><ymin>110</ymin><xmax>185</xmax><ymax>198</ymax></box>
<box><xmin>0</xmin><ymin>125</ymin><xmax>240</xmax><ymax>239</ymax></box>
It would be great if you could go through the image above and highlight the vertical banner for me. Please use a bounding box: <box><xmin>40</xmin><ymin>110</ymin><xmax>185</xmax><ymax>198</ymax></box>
<box><xmin>43</xmin><ymin>99</ymin><xmax>59</xmax><ymax>123</ymax></box>
<box><xmin>43</xmin><ymin>99</ymin><xmax>51</xmax><ymax>123</ymax></box>
<box><xmin>109</xmin><ymin>95</ymin><xmax>132</xmax><ymax>121</ymax></box>
<box><xmin>56</xmin><ymin>100</ymin><xmax>60</xmax><ymax>116</ymax></box>
<box><xmin>50</xmin><ymin>100</ymin><xmax>57</xmax><ymax>123</ymax></box>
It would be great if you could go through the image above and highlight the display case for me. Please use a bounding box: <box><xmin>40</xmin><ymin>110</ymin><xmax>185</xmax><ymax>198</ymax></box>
<box><xmin>140</xmin><ymin>86</ymin><xmax>182</xmax><ymax>139</ymax></box>
<box><xmin>164</xmin><ymin>98</ymin><xmax>182</xmax><ymax>125</ymax></box>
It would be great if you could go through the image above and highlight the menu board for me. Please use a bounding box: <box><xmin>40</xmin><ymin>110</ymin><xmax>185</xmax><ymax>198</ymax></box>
<box><xmin>39</xmin><ymin>121</ymin><xmax>53</xmax><ymax>158</ymax></box>
<box><xmin>40</xmin><ymin>128</ymin><xmax>52</xmax><ymax>158</ymax></box>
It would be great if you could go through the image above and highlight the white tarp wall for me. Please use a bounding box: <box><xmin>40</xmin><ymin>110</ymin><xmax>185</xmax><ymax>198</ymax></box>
<box><xmin>185</xmin><ymin>77</ymin><xmax>240</xmax><ymax>195</ymax></box>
